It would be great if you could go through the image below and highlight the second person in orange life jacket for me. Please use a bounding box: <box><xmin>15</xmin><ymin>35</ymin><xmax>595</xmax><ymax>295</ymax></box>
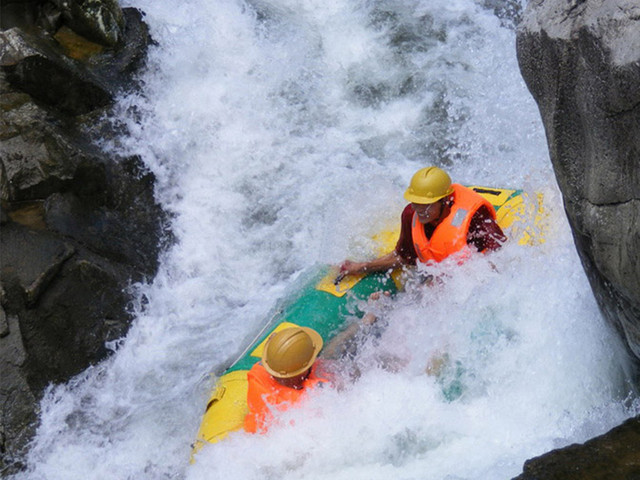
<box><xmin>244</xmin><ymin>326</ymin><xmax>330</xmax><ymax>434</ymax></box>
<box><xmin>339</xmin><ymin>166</ymin><xmax>507</xmax><ymax>277</ymax></box>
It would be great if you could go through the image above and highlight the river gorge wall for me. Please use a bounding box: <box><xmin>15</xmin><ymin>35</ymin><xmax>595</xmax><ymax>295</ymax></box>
<box><xmin>517</xmin><ymin>0</ymin><xmax>640</xmax><ymax>365</ymax></box>
<box><xmin>514</xmin><ymin>0</ymin><xmax>640</xmax><ymax>477</ymax></box>
<box><xmin>0</xmin><ymin>0</ymin><xmax>166</xmax><ymax>473</ymax></box>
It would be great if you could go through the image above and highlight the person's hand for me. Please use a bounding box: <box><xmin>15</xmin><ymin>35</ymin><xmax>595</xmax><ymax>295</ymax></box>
<box><xmin>367</xmin><ymin>290</ymin><xmax>391</xmax><ymax>301</ymax></box>
<box><xmin>361</xmin><ymin>312</ymin><xmax>378</xmax><ymax>325</ymax></box>
<box><xmin>425</xmin><ymin>353</ymin><xmax>448</xmax><ymax>377</ymax></box>
<box><xmin>339</xmin><ymin>260</ymin><xmax>367</xmax><ymax>275</ymax></box>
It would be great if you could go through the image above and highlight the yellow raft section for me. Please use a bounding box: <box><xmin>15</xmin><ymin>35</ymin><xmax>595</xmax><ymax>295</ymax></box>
<box><xmin>191</xmin><ymin>186</ymin><xmax>546</xmax><ymax>458</ymax></box>
<box><xmin>192</xmin><ymin>321</ymin><xmax>302</xmax><ymax>454</ymax></box>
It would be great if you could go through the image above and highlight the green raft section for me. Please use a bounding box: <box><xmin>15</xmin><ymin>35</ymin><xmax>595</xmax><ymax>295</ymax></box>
<box><xmin>226</xmin><ymin>267</ymin><xmax>398</xmax><ymax>374</ymax></box>
<box><xmin>191</xmin><ymin>185</ymin><xmax>547</xmax><ymax>456</ymax></box>
<box><xmin>191</xmin><ymin>266</ymin><xmax>399</xmax><ymax>456</ymax></box>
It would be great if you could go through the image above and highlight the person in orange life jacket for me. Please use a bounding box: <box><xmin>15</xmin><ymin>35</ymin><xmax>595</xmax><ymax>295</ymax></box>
<box><xmin>244</xmin><ymin>326</ymin><xmax>331</xmax><ymax>434</ymax></box>
<box><xmin>339</xmin><ymin>166</ymin><xmax>506</xmax><ymax>277</ymax></box>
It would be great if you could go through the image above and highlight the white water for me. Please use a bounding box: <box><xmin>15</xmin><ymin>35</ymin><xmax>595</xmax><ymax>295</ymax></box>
<box><xmin>13</xmin><ymin>0</ymin><xmax>637</xmax><ymax>479</ymax></box>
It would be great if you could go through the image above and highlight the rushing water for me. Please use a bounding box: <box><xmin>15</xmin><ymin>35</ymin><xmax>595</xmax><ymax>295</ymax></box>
<box><xmin>13</xmin><ymin>0</ymin><xmax>638</xmax><ymax>479</ymax></box>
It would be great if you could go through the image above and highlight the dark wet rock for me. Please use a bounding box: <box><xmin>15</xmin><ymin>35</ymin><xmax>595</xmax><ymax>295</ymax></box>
<box><xmin>50</xmin><ymin>0</ymin><xmax>125</xmax><ymax>47</ymax></box>
<box><xmin>0</xmin><ymin>303</ymin><xmax>8</xmax><ymax>338</ymax></box>
<box><xmin>43</xmin><ymin>155</ymin><xmax>163</xmax><ymax>273</ymax></box>
<box><xmin>86</xmin><ymin>8</ymin><xmax>151</xmax><ymax>87</ymax></box>
<box><xmin>513</xmin><ymin>415</ymin><xmax>640</xmax><ymax>480</ymax></box>
<box><xmin>0</xmin><ymin>312</ymin><xmax>36</xmax><ymax>472</ymax></box>
<box><xmin>0</xmin><ymin>7</ymin><xmax>149</xmax><ymax>116</ymax></box>
<box><xmin>0</xmin><ymin>85</ymin><xmax>87</xmax><ymax>200</ymax></box>
<box><xmin>2</xmin><ymin>0</ymin><xmax>126</xmax><ymax>47</ymax></box>
<box><xmin>1</xmin><ymin>223</ymin><xmax>135</xmax><ymax>388</ymax></box>
<box><xmin>0</xmin><ymin>1</ymin><xmax>42</xmax><ymax>32</ymax></box>
<box><xmin>0</xmin><ymin>223</ymin><xmax>133</xmax><ymax>384</ymax></box>
<box><xmin>0</xmin><ymin>27</ymin><xmax>112</xmax><ymax>115</ymax></box>
<box><xmin>1</xmin><ymin>224</ymin><xmax>75</xmax><ymax>306</ymax></box>
<box><xmin>0</xmin><ymin>3</ymin><xmax>163</xmax><ymax>474</ymax></box>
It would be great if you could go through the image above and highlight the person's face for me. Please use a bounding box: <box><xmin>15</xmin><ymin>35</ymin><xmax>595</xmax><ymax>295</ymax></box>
<box><xmin>412</xmin><ymin>201</ymin><xmax>442</xmax><ymax>225</ymax></box>
<box><xmin>273</xmin><ymin>369</ymin><xmax>311</xmax><ymax>390</ymax></box>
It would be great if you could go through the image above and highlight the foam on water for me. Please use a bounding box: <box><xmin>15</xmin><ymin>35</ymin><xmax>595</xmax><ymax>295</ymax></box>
<box><xmin>12</xmin><ymin>0</ymin><xmax>636</xmax><ymax>479</ymax></box>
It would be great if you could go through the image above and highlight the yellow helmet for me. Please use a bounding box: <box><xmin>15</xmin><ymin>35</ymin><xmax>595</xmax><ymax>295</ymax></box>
<box><xmin>403</xmin><ymin>166</ymin><xmax>454</xmax><ymax>204</ymax></box>
<box><xmin>262</xmin><ymin>327</ymin><xmax>323</xmax><ymax>379</ymax></box>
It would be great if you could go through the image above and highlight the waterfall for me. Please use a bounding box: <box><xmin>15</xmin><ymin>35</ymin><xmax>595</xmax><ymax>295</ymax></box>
<box><xmin>13</xmin><ymin>0</ymin><xmax>635</xmax><ymax>479</ymax></box>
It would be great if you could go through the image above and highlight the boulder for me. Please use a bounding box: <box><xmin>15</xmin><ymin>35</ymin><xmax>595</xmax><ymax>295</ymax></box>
<box><xmin>0</xmin><ymin>1</ymin><xmax>42</xmax><ymax>32</ymax></box>
<box><xmin>516</xmin><ymin>0</ymin><xmax>640</xmax><ymax>361</ymax></box>
<box><xmin>50</xmin><ymin>0</ymin><xmax>125</xmax><ymax>47</ymax></box>
<box><xmin>0</xmin><ymin>27</ymin><xmax>112</xmax><ymax>115</ymax></box>
<box><xmin>0</xmin><ymin>7</ymin><xmax>149</xmax><ymax>115</ymax></box>
<box><xmin>0</xmin><ymin>221</ymin><xmax>142</xmax><ymax>468</ymax></box>
<box><xmin>1</xmin><ymin>223</ymin><xmax>134</xmax><ymax>389</ymax></box>
<box><xmin>0</xmin><ymin>78</ymin><xmax>87</xmax><ymax>200</ymax></box>
<box><xmin>1</xmin><ymin>0</ymin><xmax>126</xmax><ymax>47</ymax></box>
<box><xmin>513</xmin><ymin>416</ymin><xmax>640</xmax><ymax>480</ymax></box>
<box><xmin>0</xmin><ymin>310</ymin><xmax>36</xmax><ymax>474</ymax></box>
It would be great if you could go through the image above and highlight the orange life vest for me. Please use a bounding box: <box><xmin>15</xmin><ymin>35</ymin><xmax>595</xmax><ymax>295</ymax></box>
<box><xmin>244</xmin><ymin>362</ymin><xmax>328</xmax><ymax>434</ymax></box>
<box><xmin>411</xmin><ymin>184</ymin><xmax>496</xmax><ymax>264</ymax></box>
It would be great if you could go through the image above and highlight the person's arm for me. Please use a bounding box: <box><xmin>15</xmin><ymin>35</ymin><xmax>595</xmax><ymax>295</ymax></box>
<box><xmin>394</xmin><ymin>204</ymin><xmax>418</xmax><ymax>265</ymax></box>
<box><xmin>339</xmin><ymin>250</ymin><xmax>403</xmax><ymax>275</ymax></box>
<box><xmin>467</xmin><ymin>206</ymin><xmax>507</xmax><ymax>252</ymax></box>
<box><xmin>339</xmin><ymin>205</ymin><xmax>416</xmax><ymax>275</ymax></box>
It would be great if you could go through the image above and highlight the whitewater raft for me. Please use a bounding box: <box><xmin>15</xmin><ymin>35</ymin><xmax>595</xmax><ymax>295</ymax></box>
<box><xmin>191</xmin><ymin>186</ymin><xmax>545</xmax><ymax>454</ymax></box>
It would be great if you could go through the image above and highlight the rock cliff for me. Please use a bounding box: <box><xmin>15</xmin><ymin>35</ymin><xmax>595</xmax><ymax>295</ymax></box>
<box><xmin>514</xmin><ymin>0</ymin><xmax>640</xmax><ymax>477</ymax></box>
<box><xmin>0</xmin><ymin>1</ymin><xmax>165</xmax><ymax>473</ymax></box>
<box><xmin>516</xmin><ymin>0</ymin><xmax>640</xmax><ymax>364</ymax></box>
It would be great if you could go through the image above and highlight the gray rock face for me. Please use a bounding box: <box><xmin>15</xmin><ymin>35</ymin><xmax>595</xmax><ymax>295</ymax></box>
<box><xmin>516</xmin><ymin>0</ymin><xmax>640</xmax><ymax>362</ymax></box>
<box><xmin>515</xmin><ymin>1</ymin><xmax>640</xmax><ymax>477</ymax></box>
